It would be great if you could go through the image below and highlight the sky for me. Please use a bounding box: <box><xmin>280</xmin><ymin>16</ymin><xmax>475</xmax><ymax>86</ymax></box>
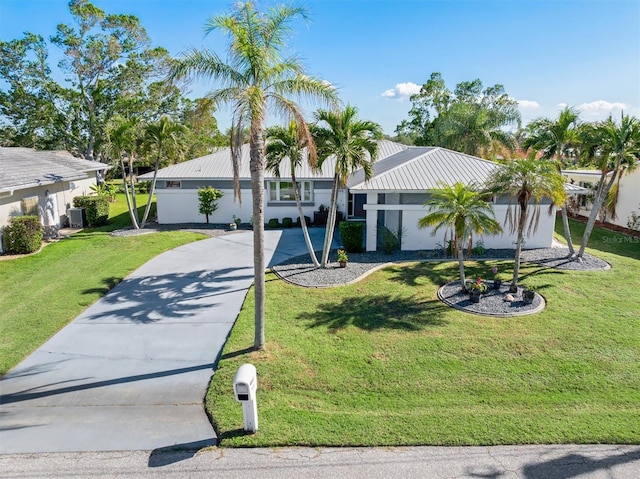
<box><xmin>1</xmin><ymin>0</ymin><xmax>639</xmax><ymax>135</ymax></box>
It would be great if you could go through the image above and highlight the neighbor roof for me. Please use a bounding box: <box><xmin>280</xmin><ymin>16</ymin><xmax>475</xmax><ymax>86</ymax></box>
<box><xmin>0</xmin><ymin>147</ymin><xmax>108</xmax><ymax>193</ymax></box>
<box><xmin>138</xmin><ymin>139</ymin><xmax>408</xmax><ymax>181</ymax></box>
<box><xmin>348</xmin><ymin>147</ymin><xmax>500</xmax><ymax>192</ymax></box>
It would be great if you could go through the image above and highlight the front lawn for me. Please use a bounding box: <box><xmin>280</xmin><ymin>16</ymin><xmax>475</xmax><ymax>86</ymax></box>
<box><xmin>0</xmin><ymin>194</ymin><xmax>205</xmax><ymax>375</ymax></box>
<box><xmin>207</xmin><ymin>219</ymin><xmax>640</xmax><ymax>446</ymax></box>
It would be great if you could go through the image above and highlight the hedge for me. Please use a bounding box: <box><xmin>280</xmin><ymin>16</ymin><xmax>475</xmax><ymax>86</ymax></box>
<box><xmin>72</xmin><ymin>196</ymin><xmax>109</xmax><ymax>227</ymax></box>
<box><xmin>3</xmin><ymin>216</ymin><xmax>43</xmax><ymax>254</ymax></box>
<box><xmin>338</xmin><ymin>221</ymin><xmax>365</xmax><ymax>253</ymax></box>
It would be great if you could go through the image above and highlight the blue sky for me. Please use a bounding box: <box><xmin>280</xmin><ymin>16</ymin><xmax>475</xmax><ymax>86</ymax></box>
<box><xmin>1</xmin><ymin>0</ymin><xmax>638</xmax><ymax>134</ymax></box>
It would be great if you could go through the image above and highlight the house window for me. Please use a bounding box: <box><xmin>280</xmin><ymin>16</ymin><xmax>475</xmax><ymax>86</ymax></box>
<box><xmin>268</xmin><ymin>181</ymin><xmax>312</xmax><ymax>202</ymax></box>
<box><xmin>165</xmin><ymin>181</ymin><xmax>181</xmax><ymax>188</ymax></box>
<box><xmin>21</xmin><ymin>196</ymin><xmax>39</xmax><ymax>216</ymax></box>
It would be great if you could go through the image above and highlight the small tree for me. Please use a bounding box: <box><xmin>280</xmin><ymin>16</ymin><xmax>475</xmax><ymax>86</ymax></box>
<box><xmin>198</xmin><ymin>187</ymin><xmax>223</xmax><ymax>223</ymax></box>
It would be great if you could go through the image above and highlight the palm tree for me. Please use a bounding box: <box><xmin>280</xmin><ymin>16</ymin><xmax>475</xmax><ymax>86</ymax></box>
<box><xmin>523</xmin><ymin>106</ymin><xmax>580</xmax><ymax>256</ymax></box>
<box><xmin>141</xmin><ymin>116</ymin><xmax>186</xmax><ymax>228</ymax></box>
<box><xmin>485</xmin><ymin>158</ymin><xmax>566</xmax><ymax>291</ymax></box>
<box><xmin>170</xmin><ymin>2</ymin><xmax>337</xmax><ymax>350</ymax></box>
<box><xmin>105</xmin><ymin>115</ymin><xmax>142</xmax><ymax>229</ymax></box>
<box><xmin>266</xmin><ymin>121</ymin><xmax>320</xmax><ymax>266</ymax></box>
<box><xmin>576</xmin><ymin>114</ymin><xmax>640</xmax><ymax>259</ymax></box>
<box><xmin>312</xmin><ymin>105</ymin><xmax>383</xmax><ymax>267</ymax></box>
<box><xmin>418</xmin><ymin>182</ymin><xmax>502</xmax><ymax>290</ymax></box>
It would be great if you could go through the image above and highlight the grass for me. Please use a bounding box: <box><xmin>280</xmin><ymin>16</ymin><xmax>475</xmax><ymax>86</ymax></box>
<box><xmin>0</xmin><ymin>194</ymin><xmax>205</xmax><ymax>375</ymax></box>
<box><xmin>207</xmin><ymin>218</ymin><xmax>640</xmax><ymax>446</ymax></box>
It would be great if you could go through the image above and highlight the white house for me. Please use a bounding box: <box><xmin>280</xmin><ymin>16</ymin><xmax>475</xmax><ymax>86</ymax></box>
<box><xmin>143</xmin><ymin>143</ymin><xmax>585</xmax><ymax>252</ymax></box>
<box><xmin>562</xmin><ymin>164</ymin><xmax>640</xmax><ymax>230</ymax></box>
<box><xmin>0</xmin><ymin>147</ymin><xmax>107</xmax><ymax>248</ymax></box>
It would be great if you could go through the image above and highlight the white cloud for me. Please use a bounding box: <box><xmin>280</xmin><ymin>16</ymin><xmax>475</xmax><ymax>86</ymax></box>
<box><xmin>557</xmin><ymin>102</ymin><xmax>568</xmax><ymax>109</ymax></box>
<box><xmin>517</xmin><ymin>100</ymin><xmax>540</xmax><ymax>109</ymax></box>
<box><xmin>381</xmin><ymin>82</ymin><xmax>421</xmax><ymax>100</ymax></box>
<box><xmin>578</xmin><ymin>100</ymin><xmax>629</xmax><ymax>116</ymax></box>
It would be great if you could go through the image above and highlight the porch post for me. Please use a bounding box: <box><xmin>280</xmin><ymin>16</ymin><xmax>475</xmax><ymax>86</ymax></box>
<box><xmin>365</xmin><ymin>192</ymin><xmax>378</xmax><ymax>252</ymax></box>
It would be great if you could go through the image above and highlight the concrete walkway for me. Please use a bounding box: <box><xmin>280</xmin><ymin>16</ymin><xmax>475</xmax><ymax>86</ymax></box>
<box><xmin>0</xmin><ymin>228</ymin><xmax>328</xmax><ymax>454</ymax></box>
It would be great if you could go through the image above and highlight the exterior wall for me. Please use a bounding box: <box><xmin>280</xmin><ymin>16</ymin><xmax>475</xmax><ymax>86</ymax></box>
<box><xmin>364</xmin><ymin>203</ymin><xmax>556</xmax><ymax>252</ymax></box>
<box><xmin>0</xmin><ymin>177</ymin><xmax>94</xmax><ymax>229</ymax></box>
<box><xmin>154</xmin><ymin>181</ymin><xmax>347</xmax><ymax>225</ymax></box>
<box><xmin>563</xmin><ymin>169</ymin><xmax>640</xmax><ymax>229</ymax></box>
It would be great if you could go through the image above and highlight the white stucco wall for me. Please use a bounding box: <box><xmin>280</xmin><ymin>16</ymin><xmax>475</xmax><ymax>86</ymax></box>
<box><xmin>154</xmin><ymin>187</ymin><xmax>348</xmax><ymax>225</ymax></box>
<box><xmin>365</xmin><ymin>203</ymin><xmax>556</xmax><ymax>252</ymax></box>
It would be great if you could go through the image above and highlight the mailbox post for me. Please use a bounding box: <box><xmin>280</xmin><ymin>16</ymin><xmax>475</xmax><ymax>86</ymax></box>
<box><xmin>233</xmin><ymin>363</ymin><xmax>258</xmax><ymax>432</ymax></box>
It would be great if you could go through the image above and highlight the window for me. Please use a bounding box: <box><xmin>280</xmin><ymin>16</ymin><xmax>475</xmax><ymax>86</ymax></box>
<box><xmin>165</xmin><ymin>180</ymin><xmax>181</xmax><ymax>188</ymax></box>
<box><xmin>268</xmin><ymin>181</ymin><xmax>312</xmax><ymax>202</ymax></box>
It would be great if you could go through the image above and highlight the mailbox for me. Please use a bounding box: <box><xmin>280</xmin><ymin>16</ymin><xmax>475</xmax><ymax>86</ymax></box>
<box><xmin>233</xmin><ymin>363</ymin><xmax>258</xmax><ymax>432</ymax></box>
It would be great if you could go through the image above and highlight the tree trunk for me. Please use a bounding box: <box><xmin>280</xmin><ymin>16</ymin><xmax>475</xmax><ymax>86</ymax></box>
<box><xmin>577</xmin><ymin>168</ymin><xmax>620</xmax><ymax>258</ymax></box>
<box><xmin>456</xmin><ymin>237</ymin><xmax>466</xmax><ymax>291</ymax></box>
<box><xmin>560</xmin><ymin>205</ymin><xmax>575</xmax><ymax>256</ymax></box>
<box><xmin>292</xmin><ymin>171</ymin><xmax>319</xmax><ymax>267</ymax></box>
<box><xmin>320</xmin><ymin>174</ymin><xmax>340</xmax><ymax>267</ymax></box>
<box><xmin>140</xmin><ymin>153</ymin><xmax>161</xmax><ymax>228</ymax></box>
<box><xmin>511</xmin><ymin>205</ymin><xmax>527</xmax><ymax>291</ymax></box>
<box><xmin>250</xmin><ymin>124</ymin><xmax>266</xmax><ymax>350</ymax></box>
<box><xmin>120</xmin><ymin>158</ymin><xmax>140</xmax><ymax>229</ymax></box>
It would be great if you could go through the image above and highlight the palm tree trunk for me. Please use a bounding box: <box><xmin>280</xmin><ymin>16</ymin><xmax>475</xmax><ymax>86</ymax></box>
<box><xmin>511</xmin><ymin>205</ymin><xmax>527</xmax><ymax>292</ymax></box>
<box><xmin>456</xmin><ymin>238</ymin><xmax>466</xmax><ymax>291</ymax></box>
<box><xmin>140</xmin><ymin>153</ymin><xmax>161</xmax><ymax>228</ymax></box>
<box><xmin>129</xmin><ymin>159</ymin><xmax>139</xmax><ymax>226</ymax></box>
<box><xmin>250</xmin><ymin>125</ymin><xmax>266</xmax><ymax>350</ymax></box>
<box><xmin>577</xmin><ymin>168</ymin><xmax>620</xmax><ymax>259</ymax></box>
<box><xmin>560</xmin><ymin>205</ymin><xmax>575</xmax><ymax>256</ymax></box>
<box><xmin>292</xmin><ymin>171</ymin><xmax>319</xmax><ymax>267</ymax></box>
<box><xmin>320</xmin><ymin>174</ymin><xmax>340</xmax><ymax>267</ymax></box>
<box><xmin>120</xmin><ymin>158</ymin><xmax>140</xmax><ymax>229</ymax></box>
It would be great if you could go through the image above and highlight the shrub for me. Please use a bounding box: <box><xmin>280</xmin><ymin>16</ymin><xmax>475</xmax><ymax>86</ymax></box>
<box><xmin>3</xmin><ymin>216</ymin><xmax>43</xmax><ymax>254</ymax></box>
<box><xmin>282</xmin><ymin>217</ymin><xmax>293</xmax><ymax>228</ymax></box>
<box><xmin>268</xmin><ymin>218</ymin><xmax>279</xmax><ymax>228</ymax></box>
<box><xmin>379</xmin><ymin>224</ymin><xmax>402</xmax><ymax>254</ymax></box>
<box><xmin>339</xmin><ymin>221</ymin><xmax>365</xmax><ymax>253</ymax></box>
<box><xmin>295</xmin><ymin>216</ymin><xmax>312</xmax><ymax>227</ymax></box>
<box><xmin>72</xmin><ymin>196</ymin><xmax>109</xmax><ymax>226</ymax></box>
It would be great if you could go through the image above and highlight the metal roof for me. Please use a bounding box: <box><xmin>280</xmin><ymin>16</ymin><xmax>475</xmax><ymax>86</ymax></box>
<box><xmin>139</xmin><ymin>139</ymin><xmax>408</xmax><ymax>181</ymax></box>
<box><xmin>348</xmin><ymin>147</ymin><xmax>500</xmax><ymax>191</ymax></box>
<box><xmin>0</xmin><ymin>147</ymin><xmax>107</xmax><ymax>193</ymax></box>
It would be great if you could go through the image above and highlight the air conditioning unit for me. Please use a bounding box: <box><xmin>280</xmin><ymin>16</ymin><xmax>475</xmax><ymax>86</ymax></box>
<box><xmin>67</xmin><ymin>208</ymin><xmax>86</xmax><ymax>228</ymax></box>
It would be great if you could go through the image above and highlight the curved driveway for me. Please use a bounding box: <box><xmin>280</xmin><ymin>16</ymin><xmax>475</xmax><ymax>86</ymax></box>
<box><xmin>0</xmin><ymin>229</ymin><xmax>327</xmax><ymax>454</ymax></box>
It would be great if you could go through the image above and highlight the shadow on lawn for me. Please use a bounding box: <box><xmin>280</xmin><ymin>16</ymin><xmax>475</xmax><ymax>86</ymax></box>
<box><xmin>299</xmin><ymin>294</ymin><xmax>448</xmax><ymax>332</ymax></box>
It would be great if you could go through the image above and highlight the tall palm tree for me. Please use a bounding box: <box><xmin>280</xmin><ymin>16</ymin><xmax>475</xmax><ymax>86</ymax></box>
<box><xmin>418</xmin><ymin>182</ymin><xmax>502</xmax><ymax>290</ymax></box>
<box><xmin>576</xmin><ymin>114</ymin><xmax>640</xmax><ymax>259</ymax></box>
<box><xmin>485</xmin><ymin>158</ymin><xmax>566</xmax><ymax>291</ymax></box>
<box><xmin>312</xmin><ymin>105</ymin><xmax>383</xmax><ymax>267</ymax></box>
<box><xmin>266</xmin><ymin>121</ymin><xmax>320</xmax><ymax>266</ymax></box>
<box><xmin>141</xmin><ymin>116</ymin><xmax>186</xmax><ymax>228</ymax></box>
<box><xmin>524</xmin><ymin>106</ymin><xmax>580</xmax><ymax>256</ymax></box>
<box><xmin>170</xmin><ymin>2</ymin><xmax>337</xmax><ymax>350</ymax></box>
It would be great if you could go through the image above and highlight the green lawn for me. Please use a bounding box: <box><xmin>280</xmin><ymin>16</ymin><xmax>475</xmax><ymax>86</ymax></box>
<box><xmin>207</xmin><ymin>218</ymin><xmax>640</xmax><ymax>446</ymax></box>
<box><xmin>0</xmin><ymin>194</ymin><xmax>205</xmax><ymax>375</ymax></box>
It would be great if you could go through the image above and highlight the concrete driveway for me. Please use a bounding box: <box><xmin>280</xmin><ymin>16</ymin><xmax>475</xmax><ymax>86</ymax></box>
<box><xmin>0</xmin><ymin>228</ymin><xmax>328</xmax><ymax>454</ymax></box>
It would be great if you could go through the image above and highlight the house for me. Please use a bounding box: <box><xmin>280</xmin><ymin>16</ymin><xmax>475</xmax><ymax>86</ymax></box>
<box><xmin>142</xmin><ymin>143</ymin><xmax>586</xmax><ymax>252</ymax></box>
<box><xmin>562</xmin><ymin>164</ymin><xmax>640</xmax><ymax>230</ymax></box>
<box><xmin>0</xmin><ymin>147</ymin><xmax>107</xmax><ymax>248</ymax></box>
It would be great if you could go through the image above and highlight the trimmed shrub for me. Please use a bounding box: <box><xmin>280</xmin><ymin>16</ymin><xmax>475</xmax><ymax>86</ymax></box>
<box><xmin>295</xmin><ymin>216</ymin><xmax>312</xmax><ymax>227</ymax></box>
<box><xmin>379</xmin><ymin>224</ymin><xmax>401</xmax><ymax>254</ymax></box>
<box><xmin>268</xmin><ymin>218</ymin><xmax>280</xmax><ymax>228</ymax></box>
<box><xmin>3</xmin><ymin>216</ymin><xmax>43</xmax><ymax>254</ymax></box>
<box><xmin>73</xmin><ymin>196</ymin><xmax>109</xmax><ymax>227</ymax></box>
<box><xmin>282</xmin><ymin>217</ymin><xmax>293</xmax><ymax>228</ymax></box>
<box><xmin>339</xmin><ymin>221</ymin><xmax>365</xmax><ymax>253</ymax></box>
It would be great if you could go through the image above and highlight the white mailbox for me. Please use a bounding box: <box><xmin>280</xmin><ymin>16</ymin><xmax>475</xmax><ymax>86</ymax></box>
<box><xmin>233</xmin><ymin>363</ymin><xmax>258</xmax><ymax>432</ymax></box>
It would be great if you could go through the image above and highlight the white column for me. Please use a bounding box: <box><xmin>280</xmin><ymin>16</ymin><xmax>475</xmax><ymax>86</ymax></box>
<box><xmin>365</xmin><ymin>193</ymin><xmax>378</xmax><ymax>251</ymax></box>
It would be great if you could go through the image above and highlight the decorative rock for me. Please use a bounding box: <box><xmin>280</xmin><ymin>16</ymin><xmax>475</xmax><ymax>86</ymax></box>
<box><xmin>504</xmin><ymin>293</ymin><xmax>515</xmax><ymax>302</ymax></box>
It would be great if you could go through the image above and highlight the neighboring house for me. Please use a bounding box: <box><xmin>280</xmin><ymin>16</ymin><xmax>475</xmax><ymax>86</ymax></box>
<box><xmin>143</xmin><ymin>143</ymin><xmax>586</xmax><ymax>252</ymax></box>
<box><xmin>0</xmin><ymin>147</ymin><xmax>108</xmax><ymax>248</ymax></box>
<box><xmin>562</xmin><ymin>164</ymin><xmax>640</xmax><ymax>229</ymax></box>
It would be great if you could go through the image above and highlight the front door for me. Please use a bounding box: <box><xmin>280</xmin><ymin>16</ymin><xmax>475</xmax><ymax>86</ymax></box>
<box><xmin>350</xmin><ymin>193</ymin><xmax>366</xmax><ymax>218</ymax></box>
